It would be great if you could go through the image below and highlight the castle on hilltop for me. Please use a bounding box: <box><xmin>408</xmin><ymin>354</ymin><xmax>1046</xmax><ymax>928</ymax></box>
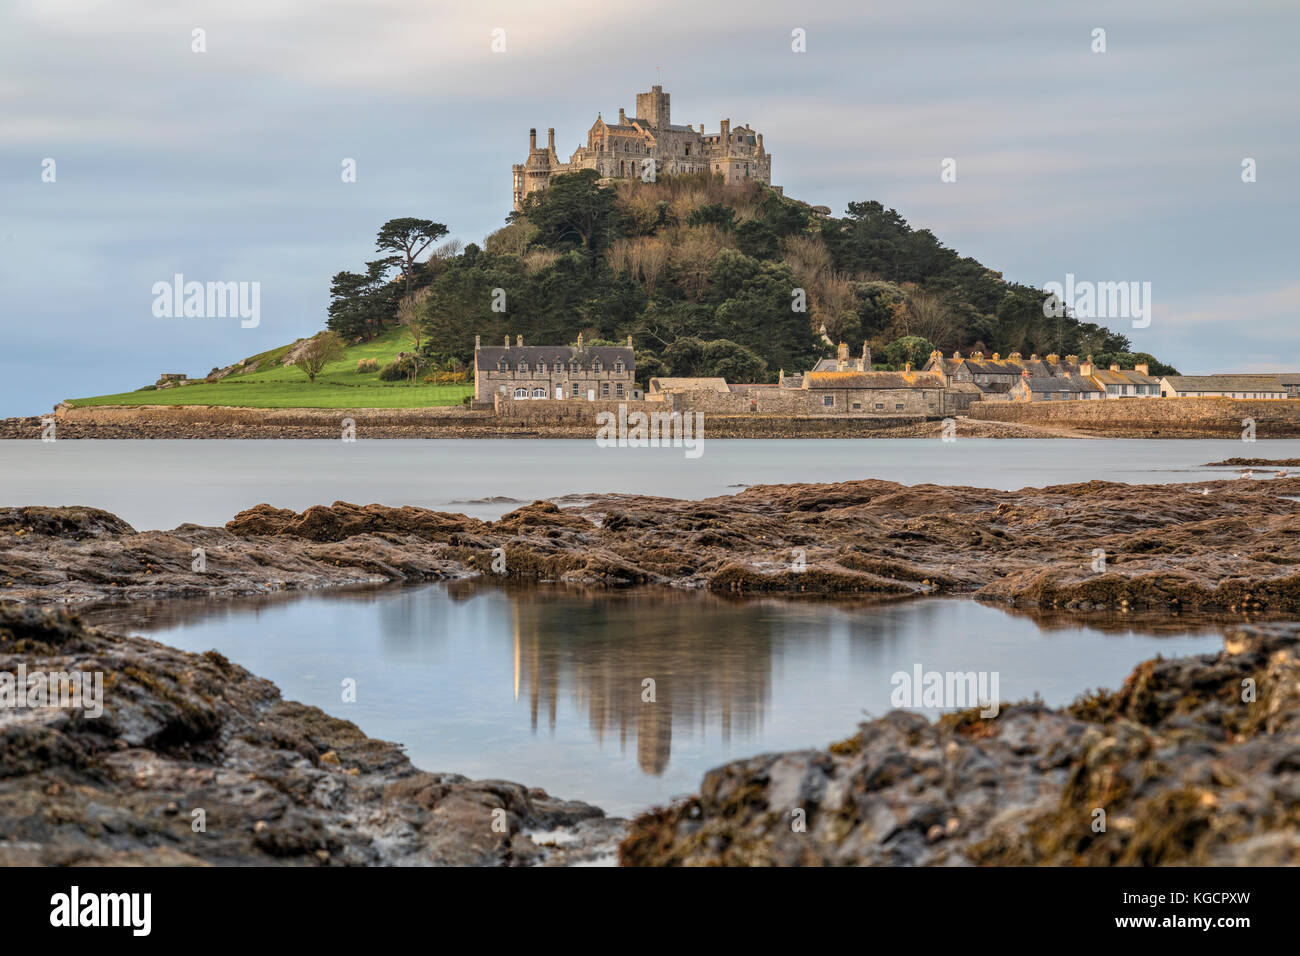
<box><xmin>512</xmin><ymin>85</ymin><xmax>774</xmax><ymax>210</ymax></box>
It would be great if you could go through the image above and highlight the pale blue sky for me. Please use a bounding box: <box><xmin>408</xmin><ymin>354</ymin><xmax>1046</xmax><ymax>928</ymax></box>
<box><xmin>1</xmin><ymin>0</ymin><xmax>1297</xmax><ymax>416</ymax></box>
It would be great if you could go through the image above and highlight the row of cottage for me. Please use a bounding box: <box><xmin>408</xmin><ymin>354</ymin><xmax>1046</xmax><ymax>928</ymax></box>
<box><xmin>473</xmin><ymin>336</ymin><xmax>1298</xmax><ymax>416</ymax></box>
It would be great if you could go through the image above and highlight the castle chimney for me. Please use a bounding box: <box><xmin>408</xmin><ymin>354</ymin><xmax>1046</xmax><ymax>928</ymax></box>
<box><xmin>547</xmin><ymin>128</ymin><xmax>555</xmax><ymax>152</ymax></box>
<box><xmin>529</xmin><ymin>128</ymin><xmax>537</xmax><ymax>151</ymax></box>
<box><xmin>619</xmin><ymin>108</ymin><xmax>626</xmax><ymax>125</ymax></box>
<box><xmin>720</xmin><ymin>119</ymin><xmax>730</xmax><ymax>143</ymax></box>
<box><xmin>517</xmin><ymin>334</ymin><xmax>524</xmax><ymax>347</ymax></box>
<box><xmin>699</xmin><ymin>123</ymin><xmax>705</xmax><ymax>134</ymax></box>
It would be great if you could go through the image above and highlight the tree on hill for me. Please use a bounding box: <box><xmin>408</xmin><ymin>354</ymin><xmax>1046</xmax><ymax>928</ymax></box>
<box><xmin>514</xmin><ymin>169</ymin><xmax>621</xmax><ymax>256</ymax></box>
<box><xmin>285</xmin><ymin>331</ymin><xmax>346</xmax><ymax>383</ymax></box>
<box><xmin>377</xmin><ymin>218</ymin><xmax>449</xmax><ymax>299</ymax></box>
<box><xmin>326</xmin><ymin>258</ymin><xmax>401</xmax><ymax>341</ymax></box>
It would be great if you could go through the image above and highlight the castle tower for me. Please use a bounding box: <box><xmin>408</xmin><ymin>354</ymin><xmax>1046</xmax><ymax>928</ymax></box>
<box><xmin>636</xmin><ymin>85</ymin><xmax>670</xmax><ymax>129</ymax></box>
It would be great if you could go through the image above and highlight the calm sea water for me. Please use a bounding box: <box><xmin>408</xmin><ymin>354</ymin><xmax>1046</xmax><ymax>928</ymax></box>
<box><xmin>94</xmin><ymin>584</ymin><xmax>1228</xmax><ymax>817</ymax></box>
<box><xmin>1</xmin><ymin>437</ymin><xmax>1295</xmax><ymax>530</ymax></box>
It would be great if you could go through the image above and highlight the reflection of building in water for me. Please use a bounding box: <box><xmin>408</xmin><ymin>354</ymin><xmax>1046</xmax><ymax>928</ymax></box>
<box><xmin>510</xmin><ymin>591</ymin><xmax>775</xmax><ymax>775</ymax></box>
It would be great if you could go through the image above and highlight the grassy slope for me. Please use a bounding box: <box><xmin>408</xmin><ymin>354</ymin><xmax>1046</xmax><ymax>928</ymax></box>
<box><xmin>67</xmin><ymin>328</ymin><xmax>474</xmax><ymax>409</ymax></box>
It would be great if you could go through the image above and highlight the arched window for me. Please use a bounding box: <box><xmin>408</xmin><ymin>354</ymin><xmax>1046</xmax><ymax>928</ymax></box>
<box><xmin>531</xmin><ymin>387</ymin><xmax>546</xmax><ymax>399</ymax></box>
<box><xmin>513</xmin><ymin>387</ymin><xmax>528</xmax><ymax>398</ymax></box>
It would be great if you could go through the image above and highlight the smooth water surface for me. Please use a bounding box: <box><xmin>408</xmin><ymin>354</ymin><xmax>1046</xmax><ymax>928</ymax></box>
<box><xmin>2</xmin><ymin>437</ymin><xmax>1295</xmax><ymax>529</ymax></box>
<box><xmin>105</xmin><ymin>583</ymin><xmax>1228</xmax><ymax>816</ymax></box>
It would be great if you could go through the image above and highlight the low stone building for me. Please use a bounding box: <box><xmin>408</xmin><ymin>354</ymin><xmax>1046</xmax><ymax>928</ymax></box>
<box><xmin>1009</xmin><ymin>371</ymin><xmax>1104</xmax><ymax>402</ymax></box>
<box><xmin>473</xmin><ymin>334</ymin><xmax>635</xmax><ymax>405</ymax></box>
<box><xmin>1085</xmin><ymin>361</ymin><xmax>1160</xmax><ymax>397</ymax></box>
<box><xmin>647</xmin><ymin>377</ymin><xmax>730</xmax><ymax>397</ymax></box>
<box><xmin>1159</xmin><ymin>375</ymin><xmax>1288</xmax><ymax>399</ymax></box>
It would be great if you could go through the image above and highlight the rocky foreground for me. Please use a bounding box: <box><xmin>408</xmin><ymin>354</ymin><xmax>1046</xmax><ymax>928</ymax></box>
<box><xmin>4</xmin><ymin>475</ymin><xmax>1300</xmax><ymax>612</ymax></box>
<box><xmin>621</xmin><ymin>619</ymin><xmax>1300</xmax><ymax>865</ymax></box>
<box><xmin>0</xmin><ymin>603</ymin><xmax>622</xmax><ymax>865</ymax></box>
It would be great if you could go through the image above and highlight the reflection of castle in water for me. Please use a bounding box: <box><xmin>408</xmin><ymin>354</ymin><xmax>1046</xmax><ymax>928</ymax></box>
<box><xmin>509</xmin><ymin>591</ymin><xmax>778</xmax><ymax>775</ymax></box>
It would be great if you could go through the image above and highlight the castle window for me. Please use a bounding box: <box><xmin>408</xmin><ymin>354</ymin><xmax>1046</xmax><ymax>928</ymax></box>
<box><xmin>513</xmin><ymin>387</ymin><xmax>528</xmax><ymax>398</ymax></box>
<box><xmin>531</xmin><ymin>387</ymin><xmax>546</xmax><ymax>398</ymax></box>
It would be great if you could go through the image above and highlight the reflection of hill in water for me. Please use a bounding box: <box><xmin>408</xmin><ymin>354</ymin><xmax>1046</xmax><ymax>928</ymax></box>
<box><xmin>83</xmin><ymin>580</ymin><xmax>1250</xmax><ymax>779</ymax></box>
<box><xmin>506</xmin><ymin>589</ymin><xmax>778</xmax><ymax>775</ymax></box>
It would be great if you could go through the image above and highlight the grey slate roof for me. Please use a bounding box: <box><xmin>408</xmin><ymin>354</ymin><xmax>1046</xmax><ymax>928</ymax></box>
<box><xmin>475</xmin><ymin>345</ymin><xmax>633</xmax><ymax>372</ymax></box>
<box><xmin>1162</xmin><ymin>375</ymin><xmax>1286</xmax><ymax>392</ymax></box>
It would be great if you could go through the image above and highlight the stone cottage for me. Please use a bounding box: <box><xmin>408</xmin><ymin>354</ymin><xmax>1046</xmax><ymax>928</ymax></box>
<box><xmin>473</xmin><ymin>334</ymin><xmax>635</xmax><ymax>405</ymax></box>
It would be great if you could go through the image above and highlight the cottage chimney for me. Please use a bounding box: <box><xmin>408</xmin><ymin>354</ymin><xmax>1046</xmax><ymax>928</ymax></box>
<box><xmin>1047</xmin><ymin>353</ymin><xmax>1060</xmax><ymax>364</ymax></box>
<box><xmin>1008</xmin><ymin>351</ymin><xmax>1021</xmax><ymax>362</ymax></box>
<box><xmin>504</xmin><ymin>335</ymin><xmax>510</xmax><ymax>348</ymax></box>
<box><xmin>627</xmin><ymin>334</ymin><xmax>633</xmax><ymax>348</ymax></box>
<box><xmin>1109</xmin><ymin>363</ymin><xmax>1120</xmax><ymax>372</ymax></box>
<box><xmin>952</xmin><ymin>351</ymin><xmax>961</xmax><ymax>360</ymax></box>
<box><xmin>547</xmin><ymin>128</ymin><xmax>555</xmax><ymax>152</ymax></box>
<box><xmin>991</xmin><ymin>352</ymin><xmax>1001</xmax><ymax>361</ymax></box>
<box><xmin>1030</xmin><ymin>353</ymin><xmax>1040</xmax><ymax>362</ymax></box>
<box><xmin>517</xmin><ymin>335</ymin><xmax>524</xmax><ymax>347</ymax></box>
<box><xmin>475</xmin><ymin>335</ymin><xmax>481</xmax><ymax>349</ymax></box>
<box><xmin>1080</xmin><ymin>359</ymin><xmax>1094</xmax><ymax>376</ymax></box>
<box><xmin>1135</xmin><ymin>362</ymin><xmax>1149</xmax><ymax>376</ymax></box>
<box><xmin>863</xmin><ymin>342</ymin><xmax>872</xmax><ymax>369</ymax></box>
<box><xmin>1065</xmin><ymin>354</ymin><xmax>1079</xmax><ymax>365</ymax></box>
<box><xmin>904</xmin><ymin>362</ymin><xmax>912</xmax><ymax>373</ymax></box>
<box><xmin>972</xmin><ymin>351</ymin><xmax>983</xmax><ymax>360</ymax></box>
<box><xmin>576</xmin><ymin>332</ymin><xmax>583</xmax><ymax>350</ymax></box>
<box><xmin>529</xmin><ymin>128</ymin><xmax>537</xmax><ymax>151</ymax></box>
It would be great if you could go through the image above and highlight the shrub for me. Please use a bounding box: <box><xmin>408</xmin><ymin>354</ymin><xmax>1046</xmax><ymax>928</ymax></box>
<box><xmin>378</xmin><ymin>360</ymin><xmax>405</xmax><ymax>382</ymax></box>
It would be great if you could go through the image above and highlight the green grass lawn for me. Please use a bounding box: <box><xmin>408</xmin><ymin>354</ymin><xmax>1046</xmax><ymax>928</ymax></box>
<box><xmin>67</xmin><ymin>328</ymin><xmax>475</xmax><ymax>409</ymax></box>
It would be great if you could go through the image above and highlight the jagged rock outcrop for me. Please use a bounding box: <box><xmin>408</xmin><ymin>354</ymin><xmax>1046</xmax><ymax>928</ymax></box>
<box><xmin>3</xmin><ymin>477</ymin><xmax>1300</xmax><ymax>612</ymax></box>
<box><xmin>0</xmin><ymin>604</ymin><xmax>621</xmax><ymax>866</ymax></box>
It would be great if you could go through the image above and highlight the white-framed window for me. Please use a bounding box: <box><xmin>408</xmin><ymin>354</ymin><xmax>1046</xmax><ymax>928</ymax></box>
<box><xmin>531</xmin><ymin>387</ymin><xmax>546</xmax><ymax>398</ymax></box>
<box><xmin>614</xmin><ymin>360</ymin><xmax>624</xmax><ymax>374</ymax></box>
<box><xmin>513</xmin><ymin>387</ymin><xmax>528</xmax><ymax>398</ymax></box>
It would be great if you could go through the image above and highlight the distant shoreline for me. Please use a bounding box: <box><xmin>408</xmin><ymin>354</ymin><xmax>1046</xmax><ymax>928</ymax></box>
<box><xmin>2</xmin><ymin>395</ymin><xmax>1298</xmax><ymax>440</ymax></box>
